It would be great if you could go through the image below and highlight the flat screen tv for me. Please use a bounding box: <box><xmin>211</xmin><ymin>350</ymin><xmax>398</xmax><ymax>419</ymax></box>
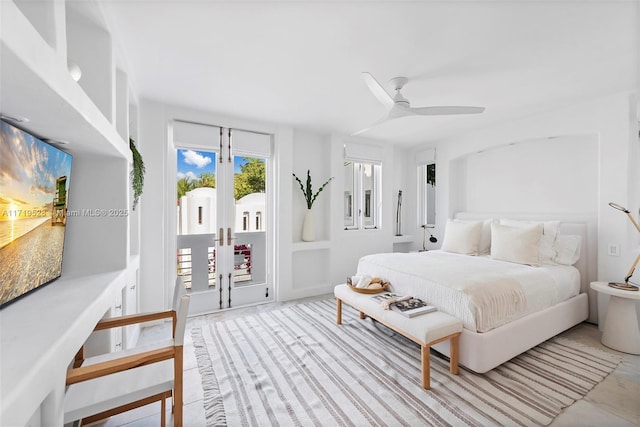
<box><xmin>0</xmin><ymin>120</ymin><xmax>73</xmax><ymax>308</ymax></box>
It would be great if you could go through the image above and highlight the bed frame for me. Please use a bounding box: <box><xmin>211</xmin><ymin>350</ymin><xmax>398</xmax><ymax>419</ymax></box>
<box><xmin>430</xmin><ymin>212</ymin><xmax>596</xmax><ymax>373</ymax></box>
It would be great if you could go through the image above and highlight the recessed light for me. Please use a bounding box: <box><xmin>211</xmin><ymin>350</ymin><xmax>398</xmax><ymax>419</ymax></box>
<box><xmin>0</xmin><ymin>114</ymin><xmax>30</xmax><ymax>123</ymax></box>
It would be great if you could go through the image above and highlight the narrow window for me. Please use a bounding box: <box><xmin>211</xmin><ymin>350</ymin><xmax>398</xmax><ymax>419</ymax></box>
<box><xmin>242</xmin><ymin>211</ymin><xmax>250</xmax><ymax>231</ymax></box>
<box><xmin>256</xmin><ymin>211</ymin><xmax>262</xmax><ymax>230</ymax></box>
<box><xmin>344</xmin><ymin>161</ymin><xmax>381</xmax><ymax>230</ymax></box>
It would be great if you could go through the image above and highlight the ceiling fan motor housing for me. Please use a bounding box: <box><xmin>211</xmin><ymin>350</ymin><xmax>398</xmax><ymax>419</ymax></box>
<box><xmin>390</xmin><ymin>76</ymin><xmax>410</xmax><ymax>105</ymax></box>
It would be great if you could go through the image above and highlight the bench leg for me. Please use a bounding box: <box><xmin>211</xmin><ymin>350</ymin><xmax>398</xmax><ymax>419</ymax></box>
<box><xmin>336</xmin><ymin>298</ymin><xmax>342</xmax><ymax>325</ymax></box>
<box><xmin>421</xmin><ymin>345</ymin><xmax>430</xmax><ymax>389</ymax></box>
<box><xmin>359</xmin><ymin>311</ymin><xmax>366</xmax><ymax>319</ymax></box>
<box><xmin>450</xmin><ymin>333</ymin><xmax>460</xmax><ymax>375</ymax></box>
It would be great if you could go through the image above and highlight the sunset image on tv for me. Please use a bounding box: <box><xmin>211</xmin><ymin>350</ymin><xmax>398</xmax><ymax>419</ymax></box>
<box><xmin>0</xmin><ymin>121</ymin><xmax>72</xmax><ymax>308</ymax></box>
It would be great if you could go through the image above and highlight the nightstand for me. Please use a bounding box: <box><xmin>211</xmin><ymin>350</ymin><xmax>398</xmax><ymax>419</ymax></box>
<box><xmin>590</xmin><ymin>281</ymin><xmax>640</xmax><ymax>354</ymax></box>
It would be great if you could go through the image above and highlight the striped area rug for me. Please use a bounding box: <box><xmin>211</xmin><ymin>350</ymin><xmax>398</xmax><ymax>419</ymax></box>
<box><xmin>192</xmin><ymin>299</ymin><xmax>620</xmax><ymax>427</ymax></box>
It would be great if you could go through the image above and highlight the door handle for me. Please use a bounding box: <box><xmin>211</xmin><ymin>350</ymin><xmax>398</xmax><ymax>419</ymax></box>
<box><xmin>228</xmin><ymin>129</ymin><xmax>232</xmax><ymax>163</ymax></box>
<box><xmin>219</xmin><ymin>228</ymin><xmax>224</xmax><ymax>246</ymax></box>
<box><xmin>219</xmin><ymin>128</ymin><xmax>223</xmax><ymax>163</ymax></box>
<box><xmin>227</xmin><ymin>227</ymin><xmax>235</xmax><ymax>246</ymax></box>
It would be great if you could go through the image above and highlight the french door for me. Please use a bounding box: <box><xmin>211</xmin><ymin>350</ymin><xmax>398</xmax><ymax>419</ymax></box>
<box><xmin>174</xmin><ymin>121</ymin><xmax>272</xmax><ymax>314</ymax></box>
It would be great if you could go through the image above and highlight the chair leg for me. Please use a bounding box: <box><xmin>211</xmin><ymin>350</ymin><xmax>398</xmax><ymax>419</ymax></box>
<box><xmin>174</xmin><ymin>346</ymin><xmax>184</xmax><ymax>426</ymax></box>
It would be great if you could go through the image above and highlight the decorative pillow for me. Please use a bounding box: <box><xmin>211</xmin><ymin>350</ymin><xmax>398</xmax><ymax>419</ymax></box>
<box><xmin>441</xmin><ymin>219</ymin><xmax>483</xmax><ymax>255</ymax></box>
<box><xmin>491</xmin><ymin>222</ymin><xmax>543</xmax><ymax>266</ymax></box>
<box><xmin>478</xmin><ymin>218</ymin><xmax>495</xmax><ymax>255</ymax></box>
<box><xmin>500</xmin><ymin>219</ymin><xmax>560</xmax><ymax>264</ymax></box>
<box><xmin>553</xmin><ymin>235</ymin><xmax>582</xmax><ymax>265</ymax></box>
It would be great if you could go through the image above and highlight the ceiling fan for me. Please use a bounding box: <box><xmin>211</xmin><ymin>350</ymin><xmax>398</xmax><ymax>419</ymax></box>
<box><xmin>353</xmin><ymin>72</ymin><xmax>485</xmax><ymax>135</ymax></box>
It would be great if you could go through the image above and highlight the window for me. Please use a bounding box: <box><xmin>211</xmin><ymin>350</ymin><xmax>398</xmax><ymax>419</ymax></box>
<box><xmin>256</xmin><ymin>211</ymin><xmax>262</xmax><ymax>230</ymax></box>
<box><xmin>242</xmin><ymin>211</ymin><xmax>249</xmax><ymax>231</ymax></box>
<box><xmin>344</xmin><ymin>161</ymin><xmax>381</xmax><ymax>230</ymax></box>
<box><xmin>198</xmin><ymin>206</ymin><xmax>203</xmax><ymax>225</ymax></box>
<box><xmin>418</xmin><ymin>163</ymin><xmax>436</xmax><ymax>226</ymax></box>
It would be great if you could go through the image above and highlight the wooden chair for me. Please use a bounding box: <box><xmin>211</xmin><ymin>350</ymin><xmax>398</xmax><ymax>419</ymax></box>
<box><xmin>64</xmin><ymin>279</ymin><xmax>190</xmax><ymax>426</ymax></box>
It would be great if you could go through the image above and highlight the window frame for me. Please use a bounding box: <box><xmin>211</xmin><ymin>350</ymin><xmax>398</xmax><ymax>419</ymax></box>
<box><xmin>344</xmin><ymin>160</ymin><xmax>382</xmax><ymax>230</ymax></box>
<box><xmin>417</xmin><ymin>162</ymin><xmax>436</xmax><ymax>227</ymax></box>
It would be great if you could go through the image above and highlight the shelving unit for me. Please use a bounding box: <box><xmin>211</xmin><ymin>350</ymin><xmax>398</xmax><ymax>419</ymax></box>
<box><xmin>0</xmin><ymin>1</ymin><xmax>140</xmax><ymax>425</ymax></box>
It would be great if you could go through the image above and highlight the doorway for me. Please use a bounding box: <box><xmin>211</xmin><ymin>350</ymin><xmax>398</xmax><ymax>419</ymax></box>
<box><xmin>173</xmin><ymin>121</ymin><xmax>273</xmax><ymax>313</ymax></box>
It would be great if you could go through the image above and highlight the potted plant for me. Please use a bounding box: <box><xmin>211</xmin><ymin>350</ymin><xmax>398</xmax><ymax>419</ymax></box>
<box><xmin>130</xmin><ymin>138</ymin><xmax>145</xmax><ymax>210</ymax></box>
<box><xmin>293</xmin><ymin>170</ymin><xmax>333</xmax><ymax>241</ymax></box>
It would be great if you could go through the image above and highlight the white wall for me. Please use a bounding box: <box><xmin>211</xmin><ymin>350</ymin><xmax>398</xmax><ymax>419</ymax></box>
<box><xmin>412</xmin><ymin>90</ymin><xmax>639</xmax><ymax>323</ymax></box>
<box><xmin>458</xmin><ymin>134</ymin><xmax>598</xmax><ymax>213</ymax></box>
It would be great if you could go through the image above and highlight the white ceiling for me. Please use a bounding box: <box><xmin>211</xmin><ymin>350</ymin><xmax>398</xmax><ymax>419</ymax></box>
<box><xmin>104</xmin><ymin>1</ymin><xmax>639</xmax><ymax>147</ymax></box>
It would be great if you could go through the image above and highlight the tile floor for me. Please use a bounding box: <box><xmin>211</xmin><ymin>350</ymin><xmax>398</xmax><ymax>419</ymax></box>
<box><xmin>93</xmin><ymin>295</ymin><xmax>639</xmax><ymax>427</ymax></box>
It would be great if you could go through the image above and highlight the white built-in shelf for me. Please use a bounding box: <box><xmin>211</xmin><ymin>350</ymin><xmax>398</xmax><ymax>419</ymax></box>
<box><xmin>1</xmin><ymin>1</ymin><xmax>129</xmax><ymax>159</ymax></box>
<box><xmin>292</xmin><ymin>240</ymin><xmax>331</xmax><ymax>252</ymax></box>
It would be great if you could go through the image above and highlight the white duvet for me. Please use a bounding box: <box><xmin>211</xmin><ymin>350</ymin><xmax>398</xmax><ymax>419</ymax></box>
<box><xmin>356</xmin><ymin>250</ymin><xmax>580</xmax><ymax>332</ymax></box>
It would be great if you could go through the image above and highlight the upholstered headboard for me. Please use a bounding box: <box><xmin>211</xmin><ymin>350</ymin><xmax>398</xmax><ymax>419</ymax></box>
<box><xmin>454</xmin><ymin>212</ymin><xmax>598</xmax><ymax>323</ymax></box>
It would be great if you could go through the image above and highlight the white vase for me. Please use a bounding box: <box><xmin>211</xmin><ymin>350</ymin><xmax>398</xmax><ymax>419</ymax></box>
<box><xmin>302</xmin><ymin>209</ymin><xmax>315</xmax><ymax>242</ymax></box>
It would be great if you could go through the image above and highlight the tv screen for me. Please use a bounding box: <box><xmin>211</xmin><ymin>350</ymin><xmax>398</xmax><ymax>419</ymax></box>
<box><xmin>0</xmin><ymin>120</ymin><xmax>73</xmax><ymax>308</ymax></box>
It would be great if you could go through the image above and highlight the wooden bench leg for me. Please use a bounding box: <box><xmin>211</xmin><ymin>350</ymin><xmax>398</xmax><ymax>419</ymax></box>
<box><xmin>421</xmin><ymin>345</ymin><xmax>430</xmax><ymax>389</ymax></box>
<box><xmin>359</xmin><ymin>311</ymin><xmax>366</xmax><ymax>319</ymax></box>
<box><xmin>450</xmin><ymin>333</ymin><xmax>460</xmax><ymax>375</ymax></box>
<box><xmin>336</xmin><ymin>298</ymin><xmax>342</xmax><ymax>325</ymax></box>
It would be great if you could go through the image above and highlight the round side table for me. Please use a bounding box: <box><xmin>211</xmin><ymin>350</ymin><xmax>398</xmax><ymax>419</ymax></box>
<box><xmin>590</xmin><ymin>281</ymin><xmax>640</xmax><ymax>354</ymax></box>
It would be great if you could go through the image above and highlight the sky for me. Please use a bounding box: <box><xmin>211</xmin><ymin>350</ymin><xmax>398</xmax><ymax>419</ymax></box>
<box><xmin>0</xmin><ymin>121</ymin><xmax>72</xmax><ymax>221</ymax></box>
<box><xmin>176</xmin><ymin>149</ymin><xmax>248</xmax><ymax>181</ymax></box>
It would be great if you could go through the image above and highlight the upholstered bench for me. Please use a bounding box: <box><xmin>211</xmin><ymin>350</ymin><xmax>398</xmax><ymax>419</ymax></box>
<box><xmin>334</xmin><ymin>284</ymin><xmax>463</xmax><ymax>389</ymax></box>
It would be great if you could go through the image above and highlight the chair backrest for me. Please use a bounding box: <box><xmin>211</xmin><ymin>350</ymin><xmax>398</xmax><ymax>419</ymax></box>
<box><xmin>174</xmin><ymin>294</ymin><xmax>190</xmax><ymax>346</ymax></box>
<box><xmin>172</xmin><ymin>276</ymin><xmax>187</xmax><ymax>311</ymax></box>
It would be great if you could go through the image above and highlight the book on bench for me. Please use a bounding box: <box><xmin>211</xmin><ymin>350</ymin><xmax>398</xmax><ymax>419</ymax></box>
<box><xmin>371</xmin><ymin>293</ymin><xmax>437</xmax><ymax>318</ymax></box>
<box><xmin>391</xmin><ymin>298</ymin><xmax>437</xmax><ymax>318</ymax></box>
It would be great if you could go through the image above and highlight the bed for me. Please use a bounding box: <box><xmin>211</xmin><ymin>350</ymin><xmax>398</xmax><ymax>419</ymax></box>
<box><xmin>355</xmin><ymin>213</ymin><xmax>596</xmax><ymax>373</ymax></box>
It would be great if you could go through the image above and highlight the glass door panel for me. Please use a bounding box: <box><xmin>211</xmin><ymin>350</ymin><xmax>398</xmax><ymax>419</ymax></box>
<box><xmin>229</xmin><ymin>155</ymin><xmax>269</xmax><ymax>305</ymax></box>
<box><xmin>176</xmin><ymin>148</ymin><xmax>219</xmax><ymax>294</ymax></box>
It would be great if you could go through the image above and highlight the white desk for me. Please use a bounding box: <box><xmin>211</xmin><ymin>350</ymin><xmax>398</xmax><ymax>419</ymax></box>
<box><xmin>590</xmin><ymin>281</ymin><xmax>640</xmax><ymax>354</ymax></box>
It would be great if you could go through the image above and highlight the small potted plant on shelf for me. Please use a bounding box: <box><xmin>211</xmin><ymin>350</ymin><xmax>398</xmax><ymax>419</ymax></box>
<box><xmin>130</xmin><ymin>138</ymin><xmax>145</xmax><ymax>210</ymax></box>
<box><xmin>293</xmin><ymin>170</ymin><xmax>333</xmax><ymax>242</ymax></box>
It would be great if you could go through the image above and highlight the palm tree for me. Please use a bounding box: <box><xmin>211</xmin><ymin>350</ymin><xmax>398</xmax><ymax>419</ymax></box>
<box><xmin>177</xmin><ymin>177</ymin><xmax>196</xmax><ymax>200</ymax></box>
<box><xmin>198</xmin><ymin>172</ymin><xmax>216</xmax><ymax>188</ymax></box>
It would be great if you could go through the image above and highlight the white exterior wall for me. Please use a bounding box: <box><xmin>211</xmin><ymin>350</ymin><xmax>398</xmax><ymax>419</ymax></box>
<box><xmin>177</xmin><ymin>189</ymin><xmax>265</xmax><ymax>234</ymax></box>
<box><xmin>179</xmin><ymin>187</ymin><xmax>217</xmax><ymax>235</ymax></box>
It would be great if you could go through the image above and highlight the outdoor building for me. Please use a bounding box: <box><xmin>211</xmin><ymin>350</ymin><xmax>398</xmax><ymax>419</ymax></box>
<box><xmin>178</xmin><ymin>188</ymin><xmax>265</xmax><ymax>235</ymax></box>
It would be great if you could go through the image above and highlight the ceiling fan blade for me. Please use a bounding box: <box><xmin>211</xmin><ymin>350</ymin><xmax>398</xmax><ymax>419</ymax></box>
<box><xmin>388</xmin><ymin>104</ymin><xmax>415</xmax><ymax>119</ymax></box>
<box><xmin>351</xmin><ymin>112</ymin><xmax>399</xmax><ymax>136</ymax></box>
<box><xmin>410</xmin><ymin>106</ymin><xmax>485</xmax><ymax>116</ymax></box>
<box><xmin>362</xmin><ymin>72</ymin><xmax>394</xmax><ymax>109</ymax></box>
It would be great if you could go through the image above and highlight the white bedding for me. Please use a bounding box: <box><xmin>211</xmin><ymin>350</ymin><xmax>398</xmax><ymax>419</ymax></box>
<box><xmin>356</xmin><ymin>250</ymin><xmax>580</xmax><ymax>332</ymax></box>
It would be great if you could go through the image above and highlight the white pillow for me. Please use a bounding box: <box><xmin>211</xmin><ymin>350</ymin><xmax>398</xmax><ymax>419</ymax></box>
<box><xmin>553</xmin><ymin>235</ymin><xmax>582</xmax><ymax>265</ymax></box>
<box><xmin>500</xmin><ymin>219</ymin><xmax>560</xmax><ymax>264</ymax></box>
<box><xmin>491</xmin><ymin>222</ymin><xmax>543</xmax><ymax>266</ymax></box>
<box><xmin>441</xmin><ymin>219</ymin><xmax>483</xmax><ymax>255</ymax></box>
<box><xmin>479</xmin><ymin>219</ymin><xmax>495</xmax><ymax>255</ymax></box>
